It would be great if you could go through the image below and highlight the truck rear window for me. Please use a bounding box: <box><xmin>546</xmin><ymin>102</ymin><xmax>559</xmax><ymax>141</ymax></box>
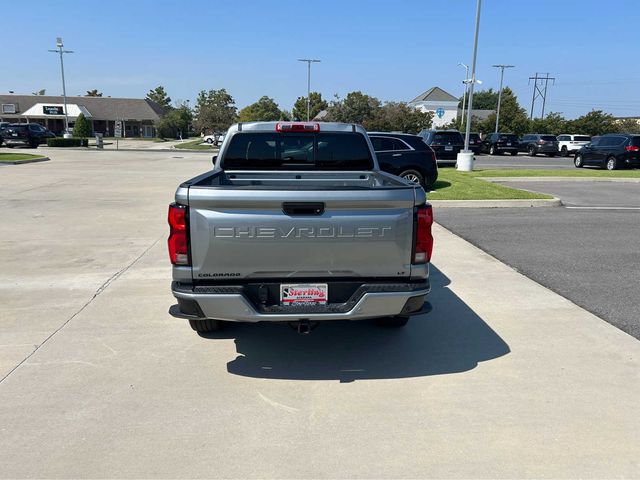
<box><xmin>222</xmin><ymin>132</ymin><xmax>374</xmax><ymax>170</ymax></box>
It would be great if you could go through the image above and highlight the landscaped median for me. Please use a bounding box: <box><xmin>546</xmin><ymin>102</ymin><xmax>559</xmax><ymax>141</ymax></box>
<box><xmin>173</xmin><ymin>139</ymin><xmax>217</xmax><ymax>151</ymax></box>
<box><xmin>0</xmin><ymin>153</ymin><xmax>49</xmax><ymax>165</ymax></box>
<box><xmin>427</xmin><ymin>169</ymin><xmax>556</xmax><ymax>207</ymax></box>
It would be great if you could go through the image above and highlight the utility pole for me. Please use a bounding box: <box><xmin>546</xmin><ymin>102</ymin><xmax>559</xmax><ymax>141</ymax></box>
<box><xmin>492</xmin><ymin>64</ymin><xmax>514</xmax><ymax>133</ymax></box>
<box><xmin>528</xmin><ymin>72</ymin><xmax>555</xmax><ymax>119</ymax></box>
<box><xmin>48</xmin><ymin>37</ymin><xmax>74</xmax><ymax>135</ymax></box>
<box><xmin>463</xmin><ymin>0</ymin><xmax>482</xmax><ymax>153</ymax></box>
<box><xmin>298</xmin><ymin>59</ymin><xmax>321</xmax><ymax>121</ymax></box>
<box><xmin>458</xmin><ymin>62</ymin><xmax>469</xmax><ymax>129</ymax></box>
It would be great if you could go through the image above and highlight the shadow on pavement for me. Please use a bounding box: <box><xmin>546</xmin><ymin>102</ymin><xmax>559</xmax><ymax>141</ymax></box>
<box><xmin>200</xmin><ymin>266</ymin><xmax>510</xmax><ymax>382</ymax></box>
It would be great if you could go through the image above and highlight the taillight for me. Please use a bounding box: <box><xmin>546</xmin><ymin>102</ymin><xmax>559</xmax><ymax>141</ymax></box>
<box><xmin>625</xmin><ymin>145</ymin><xmax>640</xmax><ymax>152</ymax></box>
<box><xmin>537</xmin><ymin>139</ymin><xmax>545</xmax><ymax>144</ymax></box>
<box><xmin>276</xmin><ymin>122</ymin><xmax>320</xmax><ymax>132</ymax></box>
<box><xmin>413</xmin><ymin>205</ymin><xmax>434</xmax><ymax>264</ymax></box>
<box><xmin>168</xmin><ymin>203</ymin><xmax>189</xmax><ymax>265</ymax></box>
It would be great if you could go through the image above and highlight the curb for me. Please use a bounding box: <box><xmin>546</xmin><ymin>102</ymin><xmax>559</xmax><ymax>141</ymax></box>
<box><xmin>429</xmin><ymin>197</ymin><xmax>561</xmax><ymax>208</ymax></box>
<box><xmin>0</xmin><ymin>156</ymin><xmax>50</xmax><ymax>165</ymax></box>
<box><xmin>483</xmin><ymin>176</ymin><xmax>640</xmax><ymax>183</ymax></box>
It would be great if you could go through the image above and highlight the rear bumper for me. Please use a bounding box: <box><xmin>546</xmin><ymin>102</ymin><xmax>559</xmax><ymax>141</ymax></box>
<box><xmin>170</xmin><ymin>281</ymin><xmax>430</xmax><ymax>322</ymax></box>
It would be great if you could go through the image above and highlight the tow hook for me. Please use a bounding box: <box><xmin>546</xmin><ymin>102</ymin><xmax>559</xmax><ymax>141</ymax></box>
<box><xmin>289</xmin><ymin>319</ymin><xmax>317</xmax><ymax>335</ymax></box>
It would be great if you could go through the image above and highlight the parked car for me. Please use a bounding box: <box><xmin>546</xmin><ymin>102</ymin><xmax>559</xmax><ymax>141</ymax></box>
<box><xmin>203</xmin><ymin>132</ymin><xmax>225</xmax><ymax>146</ymax></box>
<box><xmin>0</xmin><ymin>121</ymin><xmax>10</xmax><ymax>146</ymax></box>
<box><xmin>556</xmin><ymin>134</ymin><xmax>591</xmax><ymax>157</ymax></box>
<box><xmin>467</xmin><ymin>132</ymin><xmax>483</xmax><ymax>154</ymax></box>
<box><xmin>0</xmin><ymin>123</ymin><xmax>56</xmax><ymax>148</ymax></box>
<box><xmin>169</xmin><ymin>121</ymin><xmax>433</xmax><ymax>333</ymax></box>
<box><xmin>519</xmin><ymin>134</ymin><xmax>559</xmax><ymax>157</ymax></box>
<box><xmin>574</xmin><ymin>134</ymin><xmax>640</xmax><ymax>170</ymax></box>
<box><xmin>368</xmin><ymin>132</ymin><xmax>438</xmax><ymax>188</ymax></box>
<box><xmin>418</xmin><ymin>129</ymin><xmax>464</xmax><ymax>163</ymax></box>
<box><xmin>482</xmin><ymin>132</ymin><xmax>519</xmax><ymax>155</ymax></box>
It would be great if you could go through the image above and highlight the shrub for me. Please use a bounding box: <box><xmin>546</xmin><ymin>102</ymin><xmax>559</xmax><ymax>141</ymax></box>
<box><xmin>73</xmin><ymin>113</ymin><xmax>92</xmax><ymax>138</ymax></box>
<box><xmin>47</xmin><ymin>137</ymin><xmax>89</xmax><ymax>147</ymax></box>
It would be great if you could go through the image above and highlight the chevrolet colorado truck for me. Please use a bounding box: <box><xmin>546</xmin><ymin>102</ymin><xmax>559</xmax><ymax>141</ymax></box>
<box><xmin>168</xmin><ymin>122</ymin><xmax>433</xmax><ymax>334</ymax></box>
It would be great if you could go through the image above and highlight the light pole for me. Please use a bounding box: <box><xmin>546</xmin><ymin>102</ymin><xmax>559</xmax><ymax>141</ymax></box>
<box><xmin>48</xmin><ymin>37</ymin><xmax>73</xmax><ymax>136</ymax></box>
<box><xmin>298</xmin><ymin>58</ymin><xmax>321</xmax><ymax>121</ymax></box>
<box><xmin>457</xmin><ymin>0</ymin><xmax>482</xmax><ymax>172</ymax></box>
<box><xmin>492</xmin><ymin>64</ymin><xmax>514</xmax><ymax>133</ymax></box>
<box><xmin>458</xmin><ymin>62</ymin><xmax>469</xmax><ymax>129</ymax></box>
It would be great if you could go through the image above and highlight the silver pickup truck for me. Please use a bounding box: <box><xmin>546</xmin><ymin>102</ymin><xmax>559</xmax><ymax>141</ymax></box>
<box><xmin>168</xmin><ymin>122</ymin><xmax>433</xmax><ymax>334</ymax></box>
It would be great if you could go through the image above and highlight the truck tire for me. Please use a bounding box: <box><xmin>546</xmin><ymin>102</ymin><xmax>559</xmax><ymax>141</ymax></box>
<box><xmin>189</xmin><ymin>319</ymin><xmax>222</xmax><ymax>333</ymax></box>
<box><xmin>561</xmin><ymin>146</ymin><xmax>568</xmax><ymax>157</ymax></box>
<box><xmin>376</xmin><ymin>316</ymin><xmax>409</xmax><ymax>328</ymax></box>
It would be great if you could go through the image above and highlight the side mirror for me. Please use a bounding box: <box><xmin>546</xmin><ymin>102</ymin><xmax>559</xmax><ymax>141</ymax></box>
<box><xmin>212</xmin><ymin>155</ymin><xmax>218</xmax><ymax>166</ymax></box>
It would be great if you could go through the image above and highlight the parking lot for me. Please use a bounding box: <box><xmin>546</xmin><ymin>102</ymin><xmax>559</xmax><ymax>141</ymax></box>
<box><xmin>1</xmin><ymin>149</ymin><xmax>639</xmax><ymax>477</ymax></box>
<box><xmin>473</xmin><ymin>152</ymin><xmax>576</xmax><ymax>170</ymax></box>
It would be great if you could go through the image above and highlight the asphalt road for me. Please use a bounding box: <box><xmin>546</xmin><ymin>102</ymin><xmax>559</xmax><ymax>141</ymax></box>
<box><xmin>473</xmin><ymin>153</ymin><xmax>576</xmax><ymax>170</ymax></box>
<box><xmin>436</xmin><ymin>181</ymin><xmax>640</xmax><ymax>339</ymax></box>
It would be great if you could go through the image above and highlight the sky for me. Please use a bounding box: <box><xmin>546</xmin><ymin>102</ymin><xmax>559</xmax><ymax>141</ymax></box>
<box><xmin>3</xmin><ymin>0</ymin><xmax>640</xmax><ymax>119</ymax></box>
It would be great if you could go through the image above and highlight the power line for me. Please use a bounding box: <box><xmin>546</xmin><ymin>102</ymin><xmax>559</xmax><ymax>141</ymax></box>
<box><xmin>528</xmin><ymin>73</ymin><xmax>555</xmax><ymax>119</ymax></box>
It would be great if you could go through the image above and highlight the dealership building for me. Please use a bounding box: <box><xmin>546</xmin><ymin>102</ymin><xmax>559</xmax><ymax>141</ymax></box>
<box><xmin>0</xmin><ymin>94</ymin><xmax>165</xmax><ymax>137</ymax></box>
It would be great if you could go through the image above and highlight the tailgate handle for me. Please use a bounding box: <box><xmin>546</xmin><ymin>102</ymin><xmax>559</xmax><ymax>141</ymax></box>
<box><xmin>282</xmin><ymin>202</ymin><xmax>325</xmax><ymax>216</ymax></box>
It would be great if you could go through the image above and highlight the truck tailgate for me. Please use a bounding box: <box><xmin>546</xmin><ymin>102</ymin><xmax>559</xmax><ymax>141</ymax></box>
<box><xmin>188</xmin><ymin>187</ymin><xmax>417</xmax><ymax>280</ymax></box>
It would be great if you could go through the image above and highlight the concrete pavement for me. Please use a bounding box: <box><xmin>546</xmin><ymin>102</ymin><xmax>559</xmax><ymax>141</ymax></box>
<box><xmin>1</xmin><ymin>150</ymin><xmax>639</xmax><ymax>478</ymax></box>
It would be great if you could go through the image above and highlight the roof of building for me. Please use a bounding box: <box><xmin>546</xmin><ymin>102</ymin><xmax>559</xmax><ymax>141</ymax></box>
<box><xmin>0</xmin><ymin>94</ymin><xmax>166</xmax><ymax>120</ymax></box>
<box><xmin>409</xmin><ymin>87</ymin><xmax>458</xmax><ymax>103</ymax></box>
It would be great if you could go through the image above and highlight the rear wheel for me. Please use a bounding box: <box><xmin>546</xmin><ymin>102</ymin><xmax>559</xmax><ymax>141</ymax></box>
<box><xmin>189</xmin><ymin>319</ymin><xmax>223</xmax><ymax>333</ymax></box>
<box><xmin>29</xmin><ymin>140</ymin><xmax>38</xmax><ymax>148</ymax></box>
<box><xmin>574</xmin><ymin>154</ymin><xmax>584</xmax><ymax>168</ymax></box>
<box><xmin>510</xmin><ymin>150</ymin><xmax>518</xmax><ymax>156</ymax></box>
<box><xmin>489</xmin><ymin>145</ymin><xmax>496</xmax><ymax>155</ymax></box>
<box><xmin>528</xmin><ymin>146</ymin><xmax>536</xmax><ymax>157</ymax></box>
<box><xmin>561</xmin><ymin>146</ymin><xmax>568</xmax><ymax>157</ymax></box>
<box><xmin>605</xmin><ymin>156</ymin><xmax>618</xmax><ymax>171</ymax></box>
<box><xmin>399</xmin><ymin>169</ymin><xmax>424</xmax><ymax>187</ymax></box>
<box><xmin>376</xmin><ymin>316</ymin><xmax>409</xmax><ymax>328</ymax></box>
<box><xmin>547</xmin><ymin>153</ymin><xmax>555</xmax><ymax>157</ymax></box>
<box><xmin>206</xmin><ymin>138</ymin><xmax>214</xmax><ymax>144</ymax></box>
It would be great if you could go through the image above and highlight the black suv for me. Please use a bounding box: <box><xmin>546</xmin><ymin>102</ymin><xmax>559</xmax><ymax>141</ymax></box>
<box><xmin>519</xmin><ymin>134</ymin><xmax>558</xmax><ymax>156</ymax></box>
<box><xmin>574</xmin><ymin>134</ymin><xmax>640</xmax><ymax>170</ymax></box>
<box><xmin>0</xmin><ymin>123</ymin><xmax>56</xmax><ymax>148</ymax></box>
<box><xmin>417</xmin><ymin>129</ymin><xmax>464</xmax><ymax>163</ymax></box>
<box><xmin>467</xmin><ymin>132</ymin><xmax>482</xmax><ymax>154</ymax></box>
<box><xmin>482</xmin><ymin>133</ymin><xmax>519</xmax><ymax>155</ymax></box>
<box><xmin>368</xmin><ymin>132</ymin><xmax>438</xmax><ymax>188</ymax></box>
<box><xmin>0</xmin><ymin>122</ymin><xmax>9</xmax><ymax>146</ymax></box>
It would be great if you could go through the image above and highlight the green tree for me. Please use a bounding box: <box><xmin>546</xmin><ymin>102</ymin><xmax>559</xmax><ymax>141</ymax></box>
<box><xmin>459</xmin><ymin>88</ymin><xmax>499</xmax><ymax>110</ymax></box>
<box><xmin>476</xmin><ymin>87</ymin><xmax>529</xmax><ymax>135</ymax></box>
<box><xmin>32</xmin><ymin>89</ymin><xmax>46</xmax><ymax>95</ymax></box>
<box><xmin>528</xmin><ymin>112</ymin><xmax>568</xmax><ymax>135</ymax></box>
<box><xmin>329</xmin><ymin>91</ymin><xmax>381</xmax><ymax>125</ymax></box>
<box><xmin>146</xmin><ymin>86</ymin><xmax>171</xmax><ymax>109</ymax></box>
<box><xmin>155</xmin><ymin>104</ymin><xmax>192</xmax><ymax>138</ymax></box>
<box><xmin>365</xmin><ymin>102</ymin><xmax>433</xmax><ymax>134</ymax></box>
<box><xmin>85</xmin><ymin>89</ymin><xmax>103</xmax><ymax>97</ymax></box>
<box><xmin>238</xmin><ymin>96</ymin><xmax>283</xmax><ymax>122</ymax></box>
<box><xmin>292</xmin><ymin>92</ymin><xmax>328</xmax><ymax>121</ymax></box>
<box><xmin>614</xmin><ymin>118</ymin><xmax>640</xmax><ymax>134</ymax></box>
<box><xmin>72</xmin><ymin>113</ymin><xmax>92</xmax><ymax>138</ymax></box>
<box><xmin>193</xmin><ymin>88</ymin><xmax>237</xmax><ymax>133</ymax></box>
<box><xmin>566</xmin><ymin>110</ymin><xmax>617</xmax><ymax>136</ymax></box>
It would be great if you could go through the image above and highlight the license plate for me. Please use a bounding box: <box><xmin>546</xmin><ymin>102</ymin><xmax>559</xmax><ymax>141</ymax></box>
<box><xmin>281</xmin><ymin>284</ymin><xmax>328</xmax><ymax>305</ymax></box>
<box><xmin>12</xmin><ymin>133</ymin><xmax>17</xmax><ymax>137</ymax></box>
<box><xmin>445</xmin><ymin>145</ymin><xmax>453</xmax><ymax>151</ymax></box>
<box><xmin>506</xmin><ymin>142</ymin><xmax>511</xmax><ymax>146</ymax></box>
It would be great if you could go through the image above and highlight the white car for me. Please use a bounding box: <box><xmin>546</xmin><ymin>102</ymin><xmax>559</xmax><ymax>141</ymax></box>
<box><xmin>203</xmin><ymin>132</ymin><xmax>225</xmax><ymax>146</ymax></box>
<box><xmin>557</xmin><ymin>134</ymin><xmax>591</xmax><ymax>157</ymax></box>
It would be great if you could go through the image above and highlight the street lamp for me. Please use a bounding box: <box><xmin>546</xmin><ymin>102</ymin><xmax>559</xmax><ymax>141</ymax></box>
<box><xmin>457</xmin><ymin>62</ymin><xmax>469</xmax><ymax>129</ymax></box>
<box><xmin>456</xmin><ymin>0</ymin><xmax>482</xmax><ymax>172</ymax></box>
<box><xmin>492</xmin><ymin>64</ymin><xmax>515</xmax><ymax>133</ymax></box>
<box><xmin>298</xmin><ymin>58</ymin><xmax>321</xmax><ymax>121</ymax></box>
<box><xmin>48</xmin><ymin>37</ymin><xmax>73</xmax><ymax>136</ymax></box>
